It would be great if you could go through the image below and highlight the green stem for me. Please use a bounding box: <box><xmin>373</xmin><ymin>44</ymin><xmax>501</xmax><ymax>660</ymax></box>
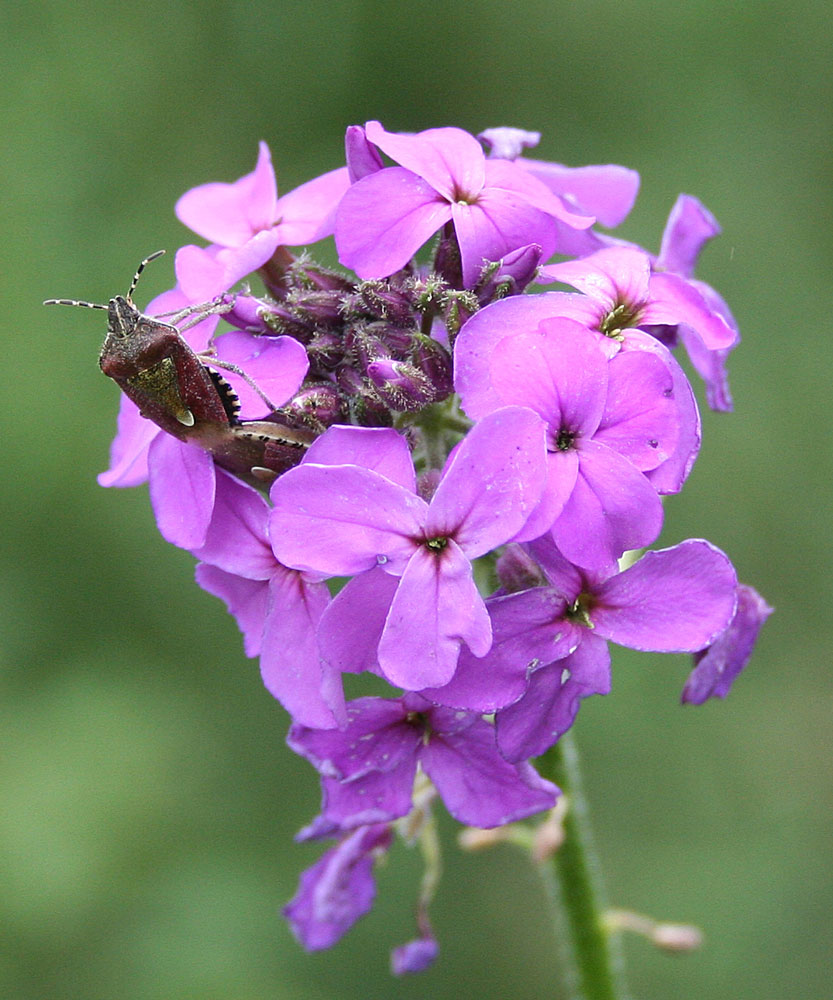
<box><xmin>537</xmin><ymin>734</ymin><xmax>627</xmax><ymax>1000</ymax></box>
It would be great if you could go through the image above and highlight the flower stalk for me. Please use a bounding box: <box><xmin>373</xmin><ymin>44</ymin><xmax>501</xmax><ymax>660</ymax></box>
<box><xmin>537</xmin><ymin>733</ymin><xmax>627</xmax><ymax>1000</ymax></box>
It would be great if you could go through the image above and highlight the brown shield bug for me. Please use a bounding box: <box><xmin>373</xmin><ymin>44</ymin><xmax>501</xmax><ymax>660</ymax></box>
<box><xmin>45</xmin><ymin>251</ymin><xmax>314</xmax><ymax>486</ymax></box>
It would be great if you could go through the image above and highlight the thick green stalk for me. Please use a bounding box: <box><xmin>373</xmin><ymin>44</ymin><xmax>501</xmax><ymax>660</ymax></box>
<box><xmin>537</xmin><ymin>734</ymin><xmax>627</xmax><ymax>1000</ymax></box>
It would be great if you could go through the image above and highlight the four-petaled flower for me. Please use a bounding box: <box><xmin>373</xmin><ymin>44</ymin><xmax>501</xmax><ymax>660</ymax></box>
<box><xmin>335</xmin><ymin>121</ymin><xmax>595</xmax><ymax>288</ymax></box>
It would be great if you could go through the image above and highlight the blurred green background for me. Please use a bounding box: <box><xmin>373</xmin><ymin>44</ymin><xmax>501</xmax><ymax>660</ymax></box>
<box><xmin>2</xmin><ymin>1</ymin><xmax>831</xmax><ymax>997</ymax></box>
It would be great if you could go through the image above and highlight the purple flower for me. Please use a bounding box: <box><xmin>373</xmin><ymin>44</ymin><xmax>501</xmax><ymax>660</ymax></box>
<box><xmin>487</xmin><ymin>536</ymin><xmax>739</xmax><ymax>761</ymax></box>
<box><xmin>682</xmin><ymin>584</ymin><xmax>772</xmax><ymax>704</ymax></box>
<box><xmin>454</xmin><ymin>291</ymin><xmax>701</xmax><ymax>498</ymax></box>
<box><xmin>391</xmin><ymin>936</ymin><xmax>439</xmax><ymax>976</ymax></box>
<box><xmin>289</xmin><ymin>693</ymin><xmax>558</xmax><ymax>829</ymax></box>
<box><xmin>175</xmin><ymin>141</ymin><xmax>350</xmax><ymax>290</ymax></box>
<box><xmin>334</xmin><ymin>121</ymin><xmax>594</xmax><ymax>288</ymax></box>
<box><xmin>653</xmin><ymin>194</ymin><xmax>740</xmax><ymax>411</ymax></box>
<box><xmin>192</xmin><ymin>471</ymin><xmax>343</xmax><ymax>728</ymax></box>
<box><xmin>478</xmin><ymin>127</ymin><xmax>640</xmax><ymax>258</ymax></box>
<box><xmin>457</xmin><ymin>314</ymin><xmax>679</xmax><ymax>570</ymax></box>
<box><xmin>539</xmin><ymin>245</ymin><xmax>736</xmax><ymax>355</ymax></box>
<box><xmin>283</xmin><ymin>823</ymin><xmax>393</xmax><ymax>951</ymax></box>
<box><xmin>269</xmin><ymin>409</ymin><xmax>548</xmax><ymax>689</ymax></box>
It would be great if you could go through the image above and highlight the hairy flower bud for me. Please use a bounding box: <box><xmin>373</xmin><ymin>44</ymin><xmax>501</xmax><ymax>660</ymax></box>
<box><xmin>284</xmin><ymin>382</ymin><xmax>345</xmax><ymax>428</ymax></box>
<box><xmin>475</xmin><ymin>243</ymin><xmax>543</xmax><ymax>304</ymax></box>
<box><xmin>408</xmin><ymin>334</ymin><xmax>453</xmax><ymax>401</ymax></box>
<box><xmin>366</xmin><ymin>358</ymin><xmax>436</xmax><ymax>411</ymax></box>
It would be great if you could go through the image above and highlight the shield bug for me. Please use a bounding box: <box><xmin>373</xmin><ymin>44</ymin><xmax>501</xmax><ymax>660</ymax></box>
<box><xmin>45</xmin><ymin>252</ymin><xmax>314</xmax><ymax>486</ymax></box>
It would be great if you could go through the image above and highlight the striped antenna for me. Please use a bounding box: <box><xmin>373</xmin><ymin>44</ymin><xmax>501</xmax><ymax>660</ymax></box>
<box><xmin>42</xmin><ymin>297</ymin><xmax>108</xmax><ymax>310</ymax></box>
<box><xmin>126</xmin><ymin>249</ymin><xmax>166</xmax><ymax>304</ymax></box>
<box><xmin>43</xmin><ymin>249</ymin><xmax>167</xmax><ymax>310</ymax></box>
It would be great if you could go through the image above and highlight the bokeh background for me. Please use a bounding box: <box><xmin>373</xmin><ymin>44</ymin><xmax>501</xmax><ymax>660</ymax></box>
<box><xmin>2</xmin><ymin>1</ymin><xmax>831</xmax><ymax>997</ymax></box>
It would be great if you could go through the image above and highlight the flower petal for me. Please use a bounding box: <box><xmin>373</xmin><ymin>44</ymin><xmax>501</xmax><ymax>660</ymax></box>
<box><xmin>317</xmin><ymin>568</ymin><xmax>398</xmax><ymax>675</ymax></box>
<box><xmin>273</xmin><ymin>166</ymin><xmax>351</xmax><ymax>245</ymax></box>
<box><xmin>175</xmin><ymin>140</ymin><xmax>278</xmax><ymax>246</ymax></box>
<box><xmin>495</xmin><ymin>636</ymin><xmax>611</xmax><ymax>762</ymax></box>
<box><xmin>422</xmin><ymin>716</ymin><xmax>558</xmax><ymax>826</ymax></box>
<box><xmin>595</xmin><ymin>348</ymin><xmax>680</xmax><ymax>471</ymax></box>
<box><xmin>365</xmin><ymin>121</ymin><xmax>485</xmax><ymax>201</ymax></box>
<box><xmin>428</xmin><ymin>407</ymin><xmax>548</xmax><ymax>556</ymax></box>
<box><xmin>646</xmin><ymin>271</ymin><xmax>736</xmax><ymax>351</ymax></box>
<box><xmin>593</xmin><ymin>539</ymin><xmax>738</xmax><ymax>652</ymax></box>
<box><xmin>190</xmin><ymin>469</ymin><xmax>273</xmax><ymax>579</ymax></box>
<box><xmin>269</xmin><ymin>464</ymin><xmax>426</xmax><ymax>576</ymax></box>
<box><xmin>378</xmin><ymin>542</ymin><xmax>491</xmax><ymax>690</ymax></box>
<box><xmin>657</xmin><ymin>194</ymin><xmax>721</xmax><ymax>277</ymax></box>
<box><xmin>260</xmin><ymin>569</ymin><xmax>343</xmax><ymax>729</ymax></box>
<box><xmin>520</xmin><ymin>161</ymin><xmax>640</xmax><ymax>227</ymax></box>
<box><xmin>421</xmin><ymin>586</ymin><xmax>578</xmax><ymax>712</ymax></box>
<box><xmin>194</xmin><ymin>564</ymin><xmax>269</xmax><ymax>658</ymax></box>
<box><xmin>303</xmin><ymin>425</ymin><xmax>416</xmax><ymax>491</ymax></box>
<box><xmin>213</xmin><ymin>330</ymin><xmax>309</xmax><ymax>418</ymax></box>
<box><xmin>98</xmin><ymin>394</ymin><xmax>156</xmax><ymax>488</ymax></box>
<box><xmin>334</xmin><ymin>167</ymin><xmax>451</xmax><ymax>279</ymax></box>
<box><xmin>147</xmin><ymin>434</ymin><xmax>216</xmax><ymax>549</ymax></box>
<box><xmin>682</xmin><ymin>584</ymin><xmax>772</xmax><ymax>703</ymax></box>
<box><xmin>454</xmin><ymin>293</ymin><xmax>577</xmax><ymax>419</ymax></box>
<box><xmin>553</xmin><ymin>440</ymin><xmax>663</xmax><ymax>571</ymax></box>
<box><xmin>451</xmin><ymin>195</ymin><xmax>557</xmax><ymax>288</ymax></box>
<box><xmin>288</xmin><ymin>697</ymin><xmax>419</xmax><ymax>780</ymax></box>
<box><xmin>283</xmin><ymin>824</ymin><xmax>392</xmax><ymax>952</ymax></box>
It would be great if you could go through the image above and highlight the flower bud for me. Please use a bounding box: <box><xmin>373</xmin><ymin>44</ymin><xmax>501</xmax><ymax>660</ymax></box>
<box><xmin>442</xmin><ymin>289</ymin><xmax>479</xmax><ymax>338</ymax></box>
<box><xmin>284</xmin><ymin>382</ymin><xmax>345</xmax><ymax>427</ymax></box>
<box><xmin>367</xmin><ymin>358</ymin><xmax>435</xmax><ymax>411</ymax></box>
<box><xmin>409</xmin><ymin>334</ymin><xmax>453</xmax><ymax>400</ymax></box>
<box><xmin>350</xmin><ymin>281</ymin><xmax>417</xmax><ymax>325</ymax></box>
<box><xmin>497</xmin><ymin>544</ymin><xmax>547</xmax><ymax>592</ymax></box>
<box><xmin>306</xmin><ymin>330</ymin><xmax>342</xmax><ymax>369</ymax></box>
<box><xmin>345</xmin><ymin>124</ymin><xmax>384</xmax><ymax>182</ymax></box>
<box><xmin>478</xmin><ymin>127</ymin><xmax>541</xmax><ymax>159</ymax></box>
<box><xmin>476</xmin><ymin>244</ymin><xmax>543</xmax><ymax>304</ymax></box>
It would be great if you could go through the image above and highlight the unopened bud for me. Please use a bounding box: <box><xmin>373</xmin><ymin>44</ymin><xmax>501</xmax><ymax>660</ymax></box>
<box><xmin>478</xmin><ymin>127</ymin><xmax>541</xmax><ymax>160</ymax></box>
<box><xmin>367</xmin><ymin>358</ymin><xmax>435</xmax><ymax>411</ymax></box>
<box><xmin>351</xmin><ymin>281</ymin><xmax>416</xmax><ymax>325</ymax></box>
<box><xmin>458</xmin><ymin>827</ymin><xmax>513</xmax><ymax>851</ymax></box>
<box><xmin>284</xmin><ymin>382</ymin><xmax>344</xmax><ymax>427</ymax></box>
<box><xmin>530</xmin><ymin>799</ymin><xmax>568</xmax><ymax>862</ymax></box>
<box><xmin>224</xmin><ymin>294</ymin><xmax>272</xmax><ymax>333</ymax></box>
<box><xmin>258</xmin><ymin>301</ymin><xmax>312</xmax><ymax>341</ymax></box>
<box><xmin>476</xmin><ymin>244</ymin><xmax>543</xmax><ymax>304</ymax></box>
<box><xmin>288</xmin><ymin>289</ymin><xmax>344</xmax><ymax>325</ymax></box>
<box><xmin>496</xmin><ymin>544</ymin><xmax>547</xmax><ymax>593</ymax></box>
<box><xmin>651</xmin><ymin>923</ymin><xmax>704</xmax><ymax>953</ymax></box>
<box><xmin>306</xmin><ymin>330</ymin><xmax>342</xmax><ymax>370</ymax></box>
<box><xmin>410</xmin><ymin>334</ymin><xmax>453</xmax><ymax>400</ymax></box>
<box><xmin>603</xmin><ymin>908</ymin><xmax>704</xmax><ymax>954</ymax></box>
<box><xmin>287</xmin><ymin>257</ymin><xmax>354</xmax><ymax>293</ymax></box>
<box><xmin>443</xmin><ymin>289</ymin><xmax>479</xmax><ymax>338</ymax></box>
<box><xmin>345</xmin><ymin>124</ymin><xmax>384</xmax><ymax>182</ymax></box>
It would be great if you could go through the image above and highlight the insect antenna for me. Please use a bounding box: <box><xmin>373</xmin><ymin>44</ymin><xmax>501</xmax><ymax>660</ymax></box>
<box><xmin>42</xmin><ymin>297</ymin><xmax>108</xmax><ymax>310</ymax></box>
<box><xmin>126</xmin><ymin>249</ymin><xmax>166</xmax><ymax>304</ymax></box>
<box><xmin>44</xmin><ymin>250</ymin><xmax>167</xmax><ymax>311</ymax></box>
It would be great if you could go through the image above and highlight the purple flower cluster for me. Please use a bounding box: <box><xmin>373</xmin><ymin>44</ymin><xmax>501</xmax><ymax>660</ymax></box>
<box><xmin>95</xmin><ymin>123</ymin><xmax>770</xmax><ymax>972</ymax></box>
